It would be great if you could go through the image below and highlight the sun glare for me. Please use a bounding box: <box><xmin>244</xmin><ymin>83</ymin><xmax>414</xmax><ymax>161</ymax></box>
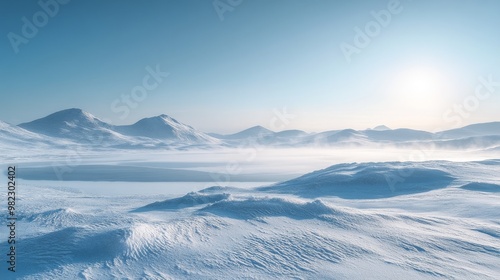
<box><xmin>400</xmin><ymin>67</ymin><xmax>441</xmax><ymax>96</ymax></box>
<box><xmin>389</xmin><ymin>64</ymin><xmax>450</xmax><ymax>110</ymax></box>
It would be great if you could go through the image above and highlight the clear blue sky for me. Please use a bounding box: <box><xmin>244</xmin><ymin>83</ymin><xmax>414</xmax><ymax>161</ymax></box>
<box><xmin>1</xmin><ymin>0</ymin><xmax>500</xmax><ymax>133</ymax></box>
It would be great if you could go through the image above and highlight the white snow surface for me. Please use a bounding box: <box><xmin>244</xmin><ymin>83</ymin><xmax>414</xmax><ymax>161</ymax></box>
<box><xmin>1</xmin><ymin>158</ymin><xmax>499</xmax><ymax>279</ymax></box>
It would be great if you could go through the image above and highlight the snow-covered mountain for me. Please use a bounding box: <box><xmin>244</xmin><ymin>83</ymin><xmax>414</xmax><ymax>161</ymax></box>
<box><xmin>4</xmin><ymin>108</ymin><xmax>500</xmax><ymax>149</ymax></box>
<box><xmin>18</xmin><ymin>108</ymin><xmax>126</xmax><ymax>145</ymax></box>
<box><xmin>362</xmin><ymin>128</ymin><xmax>434</xmax><ymax>142</ymax></box>
<box><xmin>1</xmin><ymin>120</ymin><xmax>44</xmax><ymax>142</ymax></box>
<box><xmin>117</xmin><ymin>114</ymin><xmax>219</xmax><ymax>144</ymax></box>
<box><xmin>296</xmin><ymin>128</ymin><xmax>434</xmax><ymax>146</ymax></box>
<box><xmin>17</xmin><ymin>109</ymin><xmax>219</xmax><ymax>147</ymax></box>
<box><xmin>372</xmin><ymin>125</ymin><xmax>391</xmax><ymax>131</ymax></box>
<box><xmin>210</xmin><ymin>126</ymin><xmax>310</xmax><ymax>146</ymax></box>
<box><xmin>212</xmin><ymin>126</ymin><xmax>275</xmax><ymax>140</ymax></box>
<box><xmin>211</xmin><ymin>126</ymin><xmax>436</xmax><ymax>146</ymax></box>
<box><xmin>214</xmin><ymin>126</ymin><xmax>310</xmax><ymax>141</ymax></box>
<box><xmin>437</xmin><ymin>122</ymin><xmax>500</xmax><ymax>139</ymax></box>
<box><xmin>0</xmin><ymin>120</ymin><xmax>60</xmax><ymax>149</ymax></box>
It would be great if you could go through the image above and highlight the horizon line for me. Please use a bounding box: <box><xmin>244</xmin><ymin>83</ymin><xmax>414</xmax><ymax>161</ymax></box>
<box><xmin>4</xmin><ymin>107</ymin><xmax>499</xmax><ymax>136</ymax></box>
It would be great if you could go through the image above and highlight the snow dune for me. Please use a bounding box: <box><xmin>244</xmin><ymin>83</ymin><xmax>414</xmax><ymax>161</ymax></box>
<box><xmin>260</xmin><ymin>161</ymin><xmax>456</xmax><ymax>199</ymax></box>
<box><xmin>461</xmin><ymin>182</ymin><xmax>500</xmax><ymax>192</ymax></box>
<box><xmin>199</xmin><ymin>197</ymin><xmax>342</xmax><ymax>220</ymax></box>
<box><xmin>133</xmin><ymin>192</ymin><xmax>231</xmax><ymax>212</ymax></box>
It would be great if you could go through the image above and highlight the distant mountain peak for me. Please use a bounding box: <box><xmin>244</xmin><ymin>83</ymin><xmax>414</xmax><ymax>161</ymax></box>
<box><xmin>438</xmin><ymin>121</ymin><xmax>500</xmax><ymax>139</ymax></box>
<box><xmin>157</xmin><ymin>114</ymin><xmax>172</xmax><ymax>119</ymax></box>
<box><xmin>51</xmin><ymin>108</ymin><xmax>86</xmax><ymax>116</ymax></box>
<box><xmin>10</xmin><ymin>108</ymin><xmax>500</xmax><ymax>148</ymax></box>
<box><xmin>118</xmin><ymin>114</ymin><xmax>218</xmax><ymax>143</ymax></box>
<box><xmin>209</xmin><ymin>125</ymin><xmax>274</xmax><ymax>140</ymax></box>
<box><xmin>373</xmin><ymin>125</ymin><xmax>391</xmax><ymax>131</ymax></box>
<box><xmin>18</xmin><ymin>108</ymin><xmax>113</xmax><ymax>141</ymax></box>
<box><xmin>245</xmin><ymin>125</ymin><xmax>272</xmax><ymax>132</ymax></box>
<box><xmin>133</xmin><ymin>114</ymin><xmax>184</xmax><ymax>128</ymax></box>
<box><xmin>62</xmin><ymin>108</ymin><xmax>83</xmax><ymax>113</ymax></box>
<box><xmin>17</xmin><ymin>109</ymin><xmax>219</xmax><ymax>145</ymax></box>
<box><xmin>32</xmin><ymin>108</ymin><xmax>102</xmax><ymax>123</ymax></box>
<box><xmin>232</xmin><ymin>125</ymin><xmax>273</xmax><ymax>137</ymax></box>
<box><xmin>157</xmin><ymin>114</ymin><xmax>181</xmax><ymax>124</ymax></box>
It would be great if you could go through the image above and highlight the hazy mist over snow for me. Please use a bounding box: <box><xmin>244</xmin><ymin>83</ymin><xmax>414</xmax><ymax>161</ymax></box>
<box><xmin>1</xmin><ymin>108</ymin><xmax>500</xmax><ymax>153</ymax></box>
<box><xmin>2</xmin><ymin>115</ymin><xmax>500</xmax><ymax>279</ymax></box>
<box><xmin>2</xmin><ymin>0</ymin><xmax>500</xmax><ymax>278</ymax></box>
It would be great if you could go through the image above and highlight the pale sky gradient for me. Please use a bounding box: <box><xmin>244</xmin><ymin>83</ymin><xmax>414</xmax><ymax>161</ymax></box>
<box><xmin>1</xmin><ymin>0</ymin><xmax>500</xmax><ymax>133</ymax></box>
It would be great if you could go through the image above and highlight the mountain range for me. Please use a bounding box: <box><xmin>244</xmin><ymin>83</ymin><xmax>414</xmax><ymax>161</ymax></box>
<box><xmin>16</xmin><ymin>108</ymin><xmax>219</xmax><ymax>148</ymax></box>
<box><xmin>1</xmin><ymin>108</ymin><xmax>500</xmax><ymax>149</ymax></box>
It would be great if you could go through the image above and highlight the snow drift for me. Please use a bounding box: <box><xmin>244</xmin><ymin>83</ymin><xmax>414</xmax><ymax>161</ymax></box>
<box><xmin>259</xmin><ymin>161</ymin><xmax>456</xmax><ymax>199</ymax></box>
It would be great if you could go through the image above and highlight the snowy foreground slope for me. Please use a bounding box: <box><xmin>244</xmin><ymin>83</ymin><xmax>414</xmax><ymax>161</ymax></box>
<box><xmin>1</xmin><ymin>160</ymin><xmax>499</xmax><ymax>279</ymax></box>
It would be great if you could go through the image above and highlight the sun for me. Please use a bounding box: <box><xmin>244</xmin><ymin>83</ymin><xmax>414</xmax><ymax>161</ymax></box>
<box><xmin>391</xmin><ymin>65</ymin><xmax>448</xmax><ymax>106</ymax></box>
<box><xmin>400</xmin><ymin>67</ymin><xmax>440</xmax><ymax>96</ymax></box>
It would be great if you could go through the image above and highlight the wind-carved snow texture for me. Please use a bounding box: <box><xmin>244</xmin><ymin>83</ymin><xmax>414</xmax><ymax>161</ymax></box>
<box><xmin>2</xmin><ymin>160</ymin><xmax>499</xmax><ymax>279</ymax></box>
<box><xmin>133</xmin><ymin>192</ymin><xmax>231</xmax><ymax>211</ymax></box>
